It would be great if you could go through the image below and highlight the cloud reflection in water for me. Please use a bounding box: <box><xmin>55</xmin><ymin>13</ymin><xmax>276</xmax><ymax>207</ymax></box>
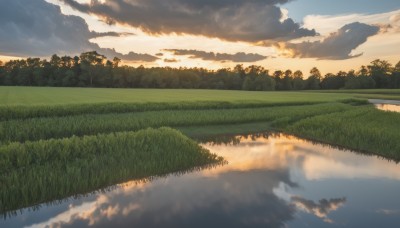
<box><xmin>8</xmin><ymin>133</ymin><xmax>400</xmax><ymax>228</ymax></box>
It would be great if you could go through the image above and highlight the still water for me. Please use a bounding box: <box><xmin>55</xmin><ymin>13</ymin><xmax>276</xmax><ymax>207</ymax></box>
<box><xmin>374</xmin><ymin>103</ymin><xmax>400</xmax><ymax>112</ymax></box>
<box><xmin>2</xmin><ymin>133</ymin><xmax>400</xmax><ymax>227</ymax></box>
<box><xmin>369</xmin><ymin>99</ymin><xmax>400</xmax><ymax>113</ymax></box>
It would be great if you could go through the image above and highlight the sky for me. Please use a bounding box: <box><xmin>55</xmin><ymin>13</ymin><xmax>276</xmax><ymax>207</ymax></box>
<box><xmin>0</xmin><ymin>0</ymin><xmax>399</xmax><ymax>75</ymax></box>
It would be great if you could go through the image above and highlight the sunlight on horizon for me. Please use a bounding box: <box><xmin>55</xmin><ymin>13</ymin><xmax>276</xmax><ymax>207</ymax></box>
<box><xmin>0</xmin><ymin>0</ymin><xmax>398</xmax><ymax>75</ymax></box>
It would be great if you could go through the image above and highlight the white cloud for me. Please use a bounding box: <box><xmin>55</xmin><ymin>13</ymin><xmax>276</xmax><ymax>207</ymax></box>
<box><xmin>303</xmin><ymin>9</ymin><xmax>400</xmax><ymax>35</ymax></box>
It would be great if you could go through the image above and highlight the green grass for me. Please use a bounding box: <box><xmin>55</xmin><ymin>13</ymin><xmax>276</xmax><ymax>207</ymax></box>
<box><xmin>0</xmin><ymin>127</ymin><xmax>222</xmax><ymax>214</ymax></box>
<box><xmin>315</xmin><ymin>89</ymin><xmax>400</xmax><ymax>95</ymax></box>
<box><xmin>287</xmin><ymin>106</ymin><xmax>400</xmax><ymax>160</ymax></box>
<box><xmin>0</xmin><ymin>101</ymin><xmax>322</xmax><ymax>121</ymax></box>
<box><xmin>1</xmin><ymin>86</ymin><xmax>400</xmax><ymax>215</ymax></box>
<box><xmin>0</xmin><ymin>103</ymin><xmax>352</xmax><ymax>144</ymax></box>
<box><xmin>310</xmin><ymin>89</ymin><xmax>400</xmax><ymax>100</ymax></box>
<box><xmin>179</xmin><ymin>123</ymin><xmax>278</xmax><ymax>146</ymax></box>
<box><xmin>0</xmin><ymin>86</ymin><xmax>355</xmax><ymax>105</ymax></box>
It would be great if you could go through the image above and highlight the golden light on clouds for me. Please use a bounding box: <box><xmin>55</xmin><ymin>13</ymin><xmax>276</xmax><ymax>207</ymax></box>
<box><xmin>0</xmin><ymin>0</ymin><xmax>398</xmax><ymax>75</ymax></box>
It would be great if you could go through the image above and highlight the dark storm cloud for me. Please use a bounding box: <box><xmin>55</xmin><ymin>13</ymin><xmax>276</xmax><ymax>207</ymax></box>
<box><xmin>164</xmin><ymin>49</ymin><xmax>268</xmax><ymax>62</ymax></box>
<box><xmin>0</xmin><ymin>0</ymin><xmax>157</xmax><ymax>62</ymax></box>
<box><xmin>60</xmin><ymin>0</ymin><xmax>316</xmax><ymax>42</ymax></box>
<box><xmin>274</xmin><ymin>22</ymin><xmax>380</xmax><ymax>60</ymax></box>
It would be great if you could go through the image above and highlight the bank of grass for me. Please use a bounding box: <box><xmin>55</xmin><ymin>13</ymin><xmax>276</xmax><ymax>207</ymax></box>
<box><xmin>0</xmin><ymin>100</ymin><xmax>321</xmax><ymax>121</ymax></box>
<box><xmin>0</xmin><ymin>127</ymin><xmax>223</xmax><ymax>214</ymax></box>
<box><xmin>0</xmin><ymin>103</ymin><xmax>353</xmax><ymax>144</ymax></box>
<box><xmin>178</xmin><ymin>121</ymin><xmax>272</xmax><ymax>138</ymax></box>
<box><xmin>287</xmin><ymin>106</ymin><xmax>400</xmax><ymax>160</ymax></box>
<box><xmin>180</xmin><ymin>124</ymin><xmax>278</xmax><ymax>146</ymax></box>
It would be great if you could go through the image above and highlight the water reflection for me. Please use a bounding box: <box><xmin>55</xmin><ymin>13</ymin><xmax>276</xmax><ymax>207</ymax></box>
<box><xmin>369</xmin><ymin>99</ymin><xmax>400</xmax><ymax>113</ymax></box>
<box><xmin>2</xmin><ymin>133</ymin><xmax>400</xmax><ymax>227</ymax></box>
<box><xmin>375</xmin><ymin>104</ymin><xmax>400</xmax><ymax>113</ymax></box>
<box><xmin>291</xmin><ymin>196</ymin><xmax>346</xmax><ymax>223</ymax></box>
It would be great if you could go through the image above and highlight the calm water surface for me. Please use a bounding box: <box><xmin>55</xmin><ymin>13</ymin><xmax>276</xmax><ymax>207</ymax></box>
<box><xmin>374</xmin><ymin>103</ymin><xmax>400</xmax><ymax>112</ymax></box>
<box><xmin>2</xmin><ymin>133</ymin><xmax>400</xmax><ymax>227</ymax></box>
<box><xmin>369</xmin><ymin>99</ymin><xmax>400</xmax><ymax>112</ymax></box>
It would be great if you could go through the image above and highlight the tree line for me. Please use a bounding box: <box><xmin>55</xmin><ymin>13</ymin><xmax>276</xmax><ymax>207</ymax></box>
<box><xmin>0</xmin><ymin>51</ymin><xmax>399</xmax><ymax>90</ymax></box>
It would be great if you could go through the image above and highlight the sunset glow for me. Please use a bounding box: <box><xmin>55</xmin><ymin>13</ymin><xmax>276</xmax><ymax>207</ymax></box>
<box><xmin>1</xmin><ymin>0</ymin><xmax>399</xmax><ymax>75</ymax></box>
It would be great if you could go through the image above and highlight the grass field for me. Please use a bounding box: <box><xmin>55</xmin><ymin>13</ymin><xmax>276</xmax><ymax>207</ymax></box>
<box><xmin>1</xmin><ymin>86</ymin><xmax>400</xmax><ymax>214</ymax></box>
<box><xmin>310</xmin><ymin>89</ymin><xmax>400</xmax><ymax>100</ymax></box>
<box><xmin>0</xmin><ymin>103</ymin><xmax>352</xmax><ymax>144</ymax></box>
<box><xmin>0</xmin><ymin>86</ymin><xmax>358</xmax><ymax>105</ymax></box>
<box><xmin>315</xmin><ymin>89</ymin><xmax>400</xmax><ymax>95</ymax></box>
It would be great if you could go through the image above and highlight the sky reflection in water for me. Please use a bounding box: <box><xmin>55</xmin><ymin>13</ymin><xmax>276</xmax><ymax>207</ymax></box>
<box><xmin>375</xmin><ymin>103</ymin><xmax>400</xmax><ymax>113</ymax></box>
<box><xmin>3</xmin><ymin>133</ymin><xmax>400</xmax><ymax>227</ymax></box>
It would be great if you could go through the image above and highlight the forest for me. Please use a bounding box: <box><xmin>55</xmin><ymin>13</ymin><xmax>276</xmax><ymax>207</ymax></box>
<box><xmin>0</xmin><ymin>51</ymin><xmax>399</xmax><ymax>90</ymax></box>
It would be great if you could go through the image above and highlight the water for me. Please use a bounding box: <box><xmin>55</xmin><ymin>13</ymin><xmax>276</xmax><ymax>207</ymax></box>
<box><xmin>369</xmin><ymin>99</ymin><xmax>400</xmax><ymax>112</ymax></box>
<box><xmin>374</xmin><ymin>103</ymin><xmax>400</xmax><ymax>112</ymax></box>
<box><xmin>2</xmin><ymin>133</ymin><xmax>400</xmax><ymax>227</ymax></box>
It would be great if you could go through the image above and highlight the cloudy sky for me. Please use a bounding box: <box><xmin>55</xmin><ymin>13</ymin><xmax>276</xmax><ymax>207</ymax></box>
<box><xmin>1</xmin><ymin>0</ymin><xmax>399</xmax><ymax>74</ymax></box>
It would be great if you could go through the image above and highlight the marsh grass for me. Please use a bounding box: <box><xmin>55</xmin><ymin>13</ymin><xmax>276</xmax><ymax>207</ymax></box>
<box><xmin>0</xmin><ymin>103</ymin><xmax>353</xmax><ymax>144</ymax></box>
<box><xmin>0</xmin><ymin>101</ymin><xmax>321</xmax><ymax>121</ymax></box>
<box><xmin>1</xmin><ymin>88</ymin><xmax>399</xmax><ymax>216</ymax></box>
<box><xmin>288</xmin><ymin>106</ymin><xmax>400</xmax><ymax>160</ymax></box>
<box><xmin>0</xmin><ymin>127</ymin><xmax>223</xmax><ymax>214</ymax></box>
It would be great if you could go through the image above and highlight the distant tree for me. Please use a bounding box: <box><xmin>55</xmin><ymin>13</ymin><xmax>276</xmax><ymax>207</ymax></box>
<box><xmin>390</xmin><ymin>61</ymin><xmax>400</xmax><ymax>89</ymax></box>
<box><xmin>344</xmin><ymin>76</ymin><xmax>361</xmax><ymax>89</ymax></box>
<box><xmin>50</xmin><ymin>54</ymin><xmax>61</xmax><ymax>67</ymax></box>
<box><xmin>310</xmin><ymin>67</ymin><xmax>321</xmax><ymax>79</ymax></box>
<box><xmin>292</xmin><ymin>70</ymin><xmax>304</xmax><ymax>90</ymax></box>
<box><xmin>33</xmin><ymin>66</ymin><xmax>46</xmax><ymax>86</ymax></box>
<box><xmin>344</xmin><ymin>75</ymin><xmax>375</xmax><ymax>89</ymax></box>
<box><xmin>230</xmin><ymin>73</ymin><xmax>243</xmax><ymax>90</ymax></box>
<box><xmin>242</xmin><ymin>76</ymin><xmax>253</xmax><ymax>90</ymax></box>
<box><xmin>304</xmin><ymin>67</ymin><xmax>321</xmax><ymax>90</ymax></box>
<box><xmin>0</xmin><ymin>60</ymin><xmax>4</xmax><ymax>85</ymax></box>
<box><xmin>360</xmin><ymin>76</ymin><xmax>376</xmax><ymax>89</ymax></box>
<box><xmin>293</xmin><ymin>70</ymin><xmax>303</xmax><ymax>78</ymax></box>
<box><xmin>358</xmin><ymin>65</ymin><xmax>369</xmax><ymax>77</ymax></box>
<box><xmin>347</xmin><ymin>70</ymin><xmax>356</xmax><ymax>77</ymax></box>
<box><xmin>214</xmin><ymin>69</ymin><xmax>229</xmax><ymax>89</ymax></box>
<box><xmin>140</xmin><ymin>70</ymin><xmax>160</xmax><ymax>88</ymax></box>
<box><xmin>368</xmin><ymin>59</ymin><xmax>392</xmax><ymax>88</ymax></box>
<box><xmin>320</xmin><ymin>71</ymin><xmax>346</xmax><ymax>90</ymax></box>
<box><xmin>177</xmin><ymin>70</ymin><xmax>200</xmax><ymax>88</ymax></box>
<box><xmin>280</xmin><ymin>70</ymin><xmax>293</xmax><ymax>90</ymax></box>
<box><xmin>321</xmin><ymin>73</ymin><xmax>341</xmax><ymax>89</ymax></box>
<box><xmin>80</xmin><ymin>51</ymin><xmax>107</xmax><ymax>87</ymax></box>
<box><xmin>62</xmin><ymin>70</ymin><xmax>76</xmax><ymax>87</ymax></box>
<box><xmin>254</xmin><ymin>74</ymin><xmax>275</xmax><ymax>91</ymax></box>
<box><xmin>113</xmin><ymin>57</ymin><xmax>121</xmax><ymax>68</ymax></box>
<box><xmin>2</xmin><ymin>51</ymin><xmax>399</xmax><ymax>91</ymax></box>
<box><xmin>273</xmin><ymin>70</ymin><xmax>284</xmax><ymax>90</ymax></box>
